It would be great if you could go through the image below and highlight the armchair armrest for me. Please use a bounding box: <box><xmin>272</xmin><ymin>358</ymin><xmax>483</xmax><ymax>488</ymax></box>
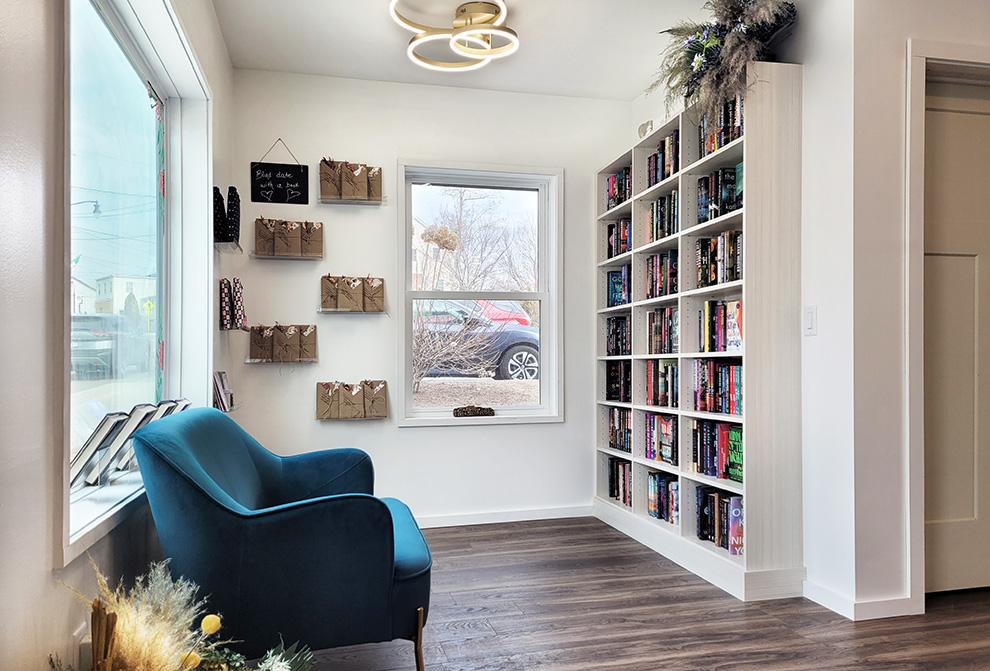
<box><xmin>278</xmin><ymin>447</ymin><xmax>374</xmax><ymax>501</ymax></box>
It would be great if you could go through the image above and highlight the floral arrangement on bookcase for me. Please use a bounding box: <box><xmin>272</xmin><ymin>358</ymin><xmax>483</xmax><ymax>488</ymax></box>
<box><xmin>594</xmin><ymin>61</ymin><xmax>802</xmax><ymax>601</ymax></box>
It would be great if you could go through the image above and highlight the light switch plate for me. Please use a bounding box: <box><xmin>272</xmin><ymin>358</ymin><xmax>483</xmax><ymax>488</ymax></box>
<box><xmin>804</xmin><ymin>305</ymin><xmax>817</xmax><ymax>336</ymax></box>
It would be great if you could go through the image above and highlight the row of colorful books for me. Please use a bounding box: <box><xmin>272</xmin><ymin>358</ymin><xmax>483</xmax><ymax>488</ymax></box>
<box><xmin>647</xmin><ymin>130</ymin><xmax>679</xmax><ymax>187</ymax></box>
<box><xmin>698</xmin><ymin>299</ymin><xmax>743</xmax><ymax>352</ymax></box>
<box><xmin>645</xmin><ymin>250</ymin><xmax>678</xmax><ymax>298</ymax></box>
<box><xmin>647</xmin><ymin>191</ymin><xmax>679</xmax><ymax>242</ymax></box>
<box><xmin>691</xmin><ymin>420</ymin><xmax>743</xmax><ymax>482</ymax></box>
<box><xmin>606</xmin><ymin>265</ymin><xmax>631</xmax><ymax>307</ymax></box>
<box><xmin>699</xmin><ymin>96</ymin><xmax>744</xmax><ymax>159</ymax></box>
<box><xmin>646</xmin><ymin>359</ymin><xmax>678</xmax><ymax>408</ymax></box>
<box><xmin>647</xmin><ymin>472</ymin><xmax>679</xmax><ymax>524</ymax></box>
<box><xmin>695</xmin><ymin>230</ymin><xmax>742</xmax><ymax>288</ymax></box>
<box><xmin>646</xmin><ymin>306</ymin><xmax>678</xmax><ymax>355</ymax></box>
<box><xmin>607</xmin><ymin>456</ymin><xmax>632</xmax><ymax>506</ymax></box>
<box><xmin>697</xmin><ymin>487</ymin><xmax>743</xmax><ymax>556</ymax></box>
<box><xmin>608</xmin><ymin>407</ymin><xmax>632</xmax><ymax>453</ymax></box>
<box><xmin>645</xmin><ymin>412</ymin><xmax>678</xmax><ymax>465</ymax></box>
<box><xmin>605</xmin><ymin>315</ymin><xmax>631</xmax><ymax>356</ymax></box>
<box><xmin>693</xmin><ymin>359</ymin><xmax>743</xmax><ymax>415</ymax></box>
<box><xmin>606</xmin><ymin>218</ymin><xmax>631</xmax><ymax>258</ymax></box>
<box><xmin>606</xmin><ymin>360</ymin><xmax>631</xmax><ymax>403</ymax></box>
<box><xmin>605</xmin><ymin>167</ymin><xmax>632</xmax><ymax>210</ymax></box>
<box><xmin>697</xmin><ymin>164</ymin><xmax>743</xmax><ymax>224</ymax></box>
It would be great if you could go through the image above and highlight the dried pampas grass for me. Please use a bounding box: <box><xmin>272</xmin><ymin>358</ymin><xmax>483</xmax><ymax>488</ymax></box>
<box><xmin>648</xmin><ymin>0</ymin><xmax>797</xmax><ymax>117</ymax></box>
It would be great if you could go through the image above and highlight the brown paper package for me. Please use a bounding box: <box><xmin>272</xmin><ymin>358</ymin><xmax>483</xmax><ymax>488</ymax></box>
<box><xmin>367</xmin><ymin>167</ymin><xmax>383</xmax><ymax>202</ymax></box>
<box><xmin>272</xmin><ymin>324</ymin><xmax>300</xmax><ymax>362</ymax></box>
<box><xmin>255</xmin><ymin>218</ymin><xmax>276</xmax><ymax>256</ymax></box>
<box><xmin>362</xmin><ymin>380</ymin><xmax>388</xmax><ymax>418</ymax></box>
<box><xmin>363</xmin><ymin>277</ymin><xmax>384</xmax><ymax>312</ymax></box>
<box><xmin>337</xmin><ymin>276</ymin><xmax>364</xmax><ymax>312</ymax></box>
<box><xmin>320</xmin><ymin>158</ymin><xmax>341</xmax><ymax>200</ymax></box>
<box><xmin>249</xmin><ymin>325</ymin><xmax>273</xmax><ymax>362</ymax></box>
<box><xmin>341</xmin><ymin>163</ymin><xmax>369</xmax><ymax>200</ymax></box>
<box><xmin>296</xmin><ymin>324</ymin><xmax>318</xmax><ymax>362</ymax></box>
<box><xmin>274</xmin><ymin>221</ymin><xmax>302</xmax><ymax>257</ymax></box>
<box><xmin>339</xmin><ymin>383</ymin><xmax>366</xmax><ymax>418</ymax></box>
<box><xmin>300</xmin><ymin>222</ymin><xmax>324</xmax><ymax>258</ymax></box>
<box><xmin>321</xmin><ymin>275</ymin><xmax>340</xmax><ymax>310</ymax></box>
<box><xmin>316</xmin><ymin>381</ymin><xmax>340</xmax><ymax>419</ymax></box>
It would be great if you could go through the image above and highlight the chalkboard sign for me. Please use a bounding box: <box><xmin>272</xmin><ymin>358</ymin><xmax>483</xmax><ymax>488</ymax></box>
<box><xmin>250</xmin><ymin>162</ymin><xmax>309</xmax><ymax>204</ymax></box>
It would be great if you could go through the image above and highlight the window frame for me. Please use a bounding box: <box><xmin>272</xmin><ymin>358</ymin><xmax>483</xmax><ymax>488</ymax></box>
<box><xmin>57</xmin><ymin>0</ymin><xmax>214</xmax><ymax>568</ymax></box>
<box><xmin>397</xmin><ymin>160</ymin><xmax>564</xmax><ymax>427</ymax></box>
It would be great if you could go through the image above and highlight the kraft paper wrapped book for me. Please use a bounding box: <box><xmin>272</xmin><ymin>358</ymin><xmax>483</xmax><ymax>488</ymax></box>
<box><xmin>300</xmin><ymin>221</ymin><xmax>323</xmax><ymax>258</ymax></box>
<box><xmin>272</xmin><ymin>323</ymin><xmax>300</xmax><ymax>363</ymax></box>
<box><xmin>320</xmin><ymin>158</ymin><xmax>341</xmax><ymax>200</ymax></box>
<box><xmin>367</xmin><ymin>166</ymin><xmax>383</xmax><ymax>202</ymax></box>
<box><xmin>363</xmin><ymin>277</ymin><xmax>384</xmax><ymax>312</ymax></box>
<box><xmin>321</xmin><ymin>275</ymin><xmax>340</xmax><ymax>310</ymax></box>
<box><xmin>341</xmin><ymin>163</ymin><xmax>369</xmax><ymax>200</ymax></box>
<box><xmin>337</xmin><ymin>276</ymin><xmax>364</xmax><ymax>312</ymax></box>
<box><xmin>362</xmin><ymin>379</ymin><xmax>388</xmax><ymax>418</ymax></box>
<box><xmin>339</xmin><ymin>383</ymin><xmax>365</xmax><ymax>419</ymax></box>
<box><xmin>274</xmin><ymin>220</ymin><xmax>302</xmax><ymax>256</ymax></box>
<box><xmin>296</xmin><ymin>324</ymin><xmax>318</xmax><ymax>362</ymax></box>
<box><xmin>255</xmin><ymin>217</ymin><xmax>276</xmax><ymax>256</ymax></box>
<box><xmin>316</xmin><ymin>381</ymin><xmax>340</xmax><ymax>419</ymax></box>
<box><xmin>249</xmin><ymin>324</ymin><xmax>273</xmax><ymax>362</ymax></box>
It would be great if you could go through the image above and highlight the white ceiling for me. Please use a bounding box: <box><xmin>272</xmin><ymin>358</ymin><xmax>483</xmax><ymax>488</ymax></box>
<box><xmin>210</xmin><ymin>0</ymin><xmax>708</xmax><ymax>101</ymax></box>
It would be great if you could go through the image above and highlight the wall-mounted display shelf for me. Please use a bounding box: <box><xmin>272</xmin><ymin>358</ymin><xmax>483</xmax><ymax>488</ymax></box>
<box><xmin>249</xmin><ymin>252</ymin><xmax>321</xmax><ymax>261</ymax></box>
<box><xmin>318</xmin><ymin>197</ymin><xmax>388</xmax><ymax>206</ymax></box>
<box><xmin>214</xmin><ymin>241</ymin><xmax>243</xmax><ymax>254</ymax></box>
<box><xmin>593</xmin><ymin>61</ymin><xmax>803</xmax><ymax>603</ymax></box>
<box><xmin>248</xmin><ymin>324</ymin><xmax>318</xmax><ymax>363</ymax></box>
<box><xmin>321</xmin><ymin>275</ymin><xmax>384</xmax><ymax>313</ymax></box>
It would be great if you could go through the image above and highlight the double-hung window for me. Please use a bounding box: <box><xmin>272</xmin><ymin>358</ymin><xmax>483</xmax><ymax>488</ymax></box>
<box><xmin>399</xmin><ymin>163</ymin><xmax>563</xmax><ymax>425</ymax></box>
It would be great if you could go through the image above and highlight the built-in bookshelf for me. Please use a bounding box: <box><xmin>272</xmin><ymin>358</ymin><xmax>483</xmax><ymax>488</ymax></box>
<box><xmin>593</xmin><ymin>62</ymin><xmax>803</xmax><ymax>601</ymax></box>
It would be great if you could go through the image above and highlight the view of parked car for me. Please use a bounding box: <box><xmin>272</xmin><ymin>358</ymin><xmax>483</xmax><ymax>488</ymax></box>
<box><xmin>71</xmin><ymin>314</ymin><xmax>154</xmax><ymax>378</ymax></box>
<box><xmin>451</xmin><ymin>299</ymin><xmax>532</xmax><ymax>325</ymax></box>
<box><xmin>413</xmin><ymin>300</ymin><xmax>540</xmax><ymax>380</ymax></box>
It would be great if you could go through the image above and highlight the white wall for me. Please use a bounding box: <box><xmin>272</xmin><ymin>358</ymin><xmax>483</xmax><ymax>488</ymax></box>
<box><xmin>849</xmin><ymin>0</ymin><xmax>990</xmax><ymax>613</ymax></box>
<box><xmin>0</xmin><ymin>0</ymin><xmax>232</xmax><ymax>665</ymax></box>
<box><xmin>773</xmin><ymin>0</ymin><xmax>859</xmax><ymax>616</ymax></box>
<box><xmin>221</xmin><ymin>70</ymin><xmax>627</xmax><ymax>524</ymax></box>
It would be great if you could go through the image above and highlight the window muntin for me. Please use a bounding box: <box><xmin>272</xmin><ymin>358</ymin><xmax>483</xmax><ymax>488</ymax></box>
<box><xmin>68</xmin><ymin>0</ymin><xmax>164</xmax><ymax>536</ymax></box>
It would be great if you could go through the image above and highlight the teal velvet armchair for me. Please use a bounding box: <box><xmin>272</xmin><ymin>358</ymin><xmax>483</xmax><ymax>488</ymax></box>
<box><xmin>132</xmin><ymin>408</ymin><xmax>431</xmax><ymax>668</ymax></box>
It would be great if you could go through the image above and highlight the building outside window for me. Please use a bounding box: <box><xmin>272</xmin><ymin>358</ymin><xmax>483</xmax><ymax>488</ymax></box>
<box><xmin>400</xmin><ymin>164</ymin><xmax>562</xmax><ymax>426</ymax></box>
<box><xmin>68</xmin><ymin>0</ymin><xmax>165</xmax><ymax>537</ymax></box>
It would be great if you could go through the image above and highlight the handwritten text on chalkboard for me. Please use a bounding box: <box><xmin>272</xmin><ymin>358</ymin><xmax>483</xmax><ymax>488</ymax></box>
<box><xmin>250</xmin><ymin>162</ymin><xmax>309</xmax><ymax>204</ymax></box>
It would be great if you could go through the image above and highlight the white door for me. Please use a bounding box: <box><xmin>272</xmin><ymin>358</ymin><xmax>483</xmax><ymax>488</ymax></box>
<box><xmin>925</xmin><ymin>82</ymin><xmax>990</xmax><ymax>592</ymax></box>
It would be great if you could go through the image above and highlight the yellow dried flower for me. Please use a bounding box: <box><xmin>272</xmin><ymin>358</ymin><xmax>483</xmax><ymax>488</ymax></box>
<box><xmin>200</xmin><ymin>614</ymin><xmax>221</xmax><ymax>635</ymax></box>
<box><xmin>180</xmin><ymin>651</ymin><xmax>202</xmax><ymax>669</ymax></box>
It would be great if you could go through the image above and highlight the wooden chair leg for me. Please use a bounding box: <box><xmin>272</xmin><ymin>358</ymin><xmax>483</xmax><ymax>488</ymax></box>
<box><xmin>413</xmin><ymin>606</ymin><xmax>425</xmax><ymax>671</ymax></box>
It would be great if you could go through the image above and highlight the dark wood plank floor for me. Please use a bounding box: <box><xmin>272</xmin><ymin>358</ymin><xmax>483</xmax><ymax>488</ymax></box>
<box><xmin>312</xmin><ymin>517</ymin><xmax>990</xmax><ymax>670</ymax></box>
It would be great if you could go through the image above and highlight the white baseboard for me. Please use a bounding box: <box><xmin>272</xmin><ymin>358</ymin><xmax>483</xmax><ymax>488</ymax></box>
<box><xmin>417</xmin><ymin>505</ymin><xmax>593</xmax><ymax>529</ymax></box>
<box><xmin>803</xmin><ymin>580</ymin><xmax>925</xmax><ymax>620</ymax></box>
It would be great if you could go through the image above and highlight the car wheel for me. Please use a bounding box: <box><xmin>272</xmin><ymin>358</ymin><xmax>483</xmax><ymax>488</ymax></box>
<box><xmin>497</xmin><ymin>345</ymin><xmax>539</xmax><ymax>380</ymax></box>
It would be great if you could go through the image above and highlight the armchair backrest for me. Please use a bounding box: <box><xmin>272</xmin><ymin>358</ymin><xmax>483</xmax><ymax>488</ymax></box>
<box><xmin>133</xmin><ymin>407</ymin><xmax>283</xmax><ymax>512</ymax></box>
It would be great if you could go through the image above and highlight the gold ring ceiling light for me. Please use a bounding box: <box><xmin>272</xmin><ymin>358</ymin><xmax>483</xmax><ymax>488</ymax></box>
<box><xmin>389</xmin><ymin>1</ymin><xmax>520</xmax><ymax>72</ymax></box>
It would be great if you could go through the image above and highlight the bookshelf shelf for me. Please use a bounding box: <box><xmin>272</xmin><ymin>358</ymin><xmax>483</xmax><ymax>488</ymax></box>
<box><xmin>593</xmin><ymin>62</ymin><xmax>803</xmax><ymax>602</ymax></box>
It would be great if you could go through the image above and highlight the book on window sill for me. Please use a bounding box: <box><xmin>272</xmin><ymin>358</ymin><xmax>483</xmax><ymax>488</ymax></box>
<box><xmin>70</xmin><ymin>411</ymin><xmax>129</xmax><ymax>487</ymax></box>
<box><xmin>81</xmin><ymin>403</ymin><xmax>158</xmax><ymax>486</ymax></box>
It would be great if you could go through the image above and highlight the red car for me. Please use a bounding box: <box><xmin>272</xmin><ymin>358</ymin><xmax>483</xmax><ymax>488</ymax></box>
<box><xmin>454</xmin><ymin>299</ymin><xmax>531</xmax><ymax>325</ymax></box>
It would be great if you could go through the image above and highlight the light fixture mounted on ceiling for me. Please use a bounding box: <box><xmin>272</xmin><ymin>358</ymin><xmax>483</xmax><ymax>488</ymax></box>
<box><xmin>389</xmin><ymin>0</ymin><xmax>520</xmax><ymax>72</ymax></box>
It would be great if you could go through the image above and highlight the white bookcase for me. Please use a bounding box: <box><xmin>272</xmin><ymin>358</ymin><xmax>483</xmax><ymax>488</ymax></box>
<box><xmin>593</xmin><ymin>61</ymin><xmax>803</xmax><ymax>600</ymax></box>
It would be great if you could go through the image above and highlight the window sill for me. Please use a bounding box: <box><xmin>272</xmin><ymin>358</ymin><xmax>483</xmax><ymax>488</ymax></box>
<box><xmin>398</xmin><ymin>409</ymin><xmax>563</xmax><ymax>428</ymax></box>
<box><xmin>62</xmin><ymin>471</ymin><xmax>146</xmax><ymax>567</ymax></box>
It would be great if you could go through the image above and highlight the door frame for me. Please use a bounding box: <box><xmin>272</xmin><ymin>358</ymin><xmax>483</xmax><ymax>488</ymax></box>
<box><xmin>906</xmin><ymin>39</ymin><xmax>990</xmax><ymax>605</ymax></box>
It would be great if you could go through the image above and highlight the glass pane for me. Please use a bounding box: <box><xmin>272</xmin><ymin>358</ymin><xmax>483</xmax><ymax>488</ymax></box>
<box><xmin>412</xmin><ymin>299</ymin><xmax>540</xmax><ymax>408</ymax></box>
<box><xmin>410</xmin><ymin>184</ymin><xmax>538</xmax><ymax>292</ymax></box>
<box><xmin>69</xmin><ymin>0</ymin><xmax>162</xmax><ymax>531</ymax></box>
